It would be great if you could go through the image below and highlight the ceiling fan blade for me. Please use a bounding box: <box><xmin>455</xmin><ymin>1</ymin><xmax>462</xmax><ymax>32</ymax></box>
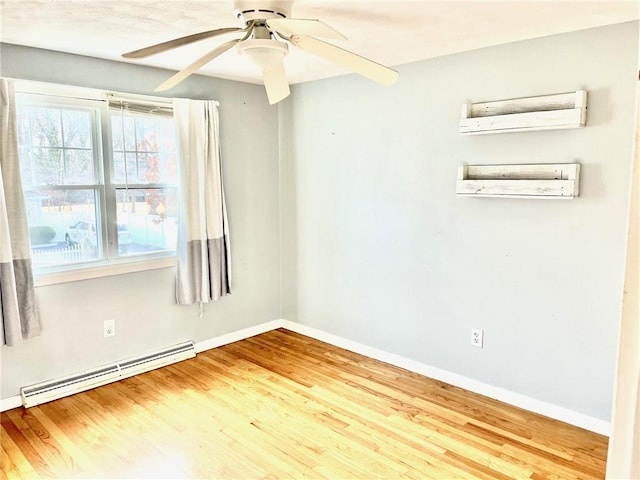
<box><xmin>155</xmin><ymin>39</ymin><xmax>240</xmax><ymax>91</ymax></box>
<box><xmin>122</xmin><ymin>27</ymin><xmax>243</xmax><ymax>59</ymax></box>
<box><xmin>266</xmin><ymin>18</ymin><xmax>346</xmax><ymax>40</ymax></box>
<box><xmin>290</xmin><ymin>35</ymin><xmax>399</xmax><ymax>86</ymax></box>
<box><xmin>263</xmin><ymin>59</ymin><xmax>290</xmax><ymax>105</ymax></box>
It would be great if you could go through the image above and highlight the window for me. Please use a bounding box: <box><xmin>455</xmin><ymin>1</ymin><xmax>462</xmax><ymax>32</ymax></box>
<box><xmin>109</xmin><ymin>108</ymin><xmax>178</xmax><ymax>257</ymax></box>
<box><xmin>16</xmin><ymin>87</ymin><xmax>178</xmax><ymax>280</ymax></box>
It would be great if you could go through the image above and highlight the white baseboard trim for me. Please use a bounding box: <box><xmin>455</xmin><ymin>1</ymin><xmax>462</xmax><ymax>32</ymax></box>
<box><xmin>1</xmin><ymin>318</ymin><xmax>611</xmax><ymax>436</ymax></box>
<box><xmin>0</xmin><ymin>321</ymin><xmax>285</xmax><ymax>412</ymax></box>
<box><xmin>1</xmin><ymin>395</ymin><xmax>22</xmax><ymax>412</ymax></box>
<box><xmin>195</xmin><ymin>319</ymin><xmax>285</xmax><ymax>354</ymax></box>
<box><xmin>279</xmin><ymin>320</ymin><xmax>611</xmax><ymax>436</ymax></box>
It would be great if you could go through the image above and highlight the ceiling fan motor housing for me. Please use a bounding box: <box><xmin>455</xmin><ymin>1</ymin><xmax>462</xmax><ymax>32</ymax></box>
<box><xmin>233</xmin><ymin>0</ymin><xmax>293</xmax><ymax>23</ymax></box>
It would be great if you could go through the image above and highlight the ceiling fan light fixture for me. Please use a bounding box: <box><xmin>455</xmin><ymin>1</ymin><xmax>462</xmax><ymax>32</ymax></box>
<box><xmin>237</xmin><ymin>39</ymin><xmax>289</xmax><ymax>70</ymax></box>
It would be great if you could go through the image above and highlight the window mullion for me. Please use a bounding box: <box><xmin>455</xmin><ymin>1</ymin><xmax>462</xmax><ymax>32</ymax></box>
<box><xmin>99</xmin><ymin>102</ymin><xmax>119</xmax><ymax>261</ymax></box>
<box><xmin>111</xmin><ymin>183</ymin><xmax>176</xmax><ymax>190</ymax></box>
<box><xmin>59</xmin><ymin>110</ymin><xmax>67</xmax><ymax>185</ymax></box>
<box><xmin>23</xmin><ymin>184</ymin><xmax>101</xmax><ymax>192</ymax></box>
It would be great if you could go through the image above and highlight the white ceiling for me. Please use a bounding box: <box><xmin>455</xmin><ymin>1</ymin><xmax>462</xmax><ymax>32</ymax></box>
<box><xmin>1</xmin><ymin>1</ymin><xmax>639</xmax><ymax>86</ymax></box>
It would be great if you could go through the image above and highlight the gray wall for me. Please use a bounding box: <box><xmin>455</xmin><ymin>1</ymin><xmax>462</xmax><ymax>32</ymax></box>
<box><xmin>1</xmin><ymin>44</ymin><xmax>282</xmax><ymax>398</ymax></box>
<box><xmin>280</xmin><ymin>22</ymin><xmax>638</xmax><ymax>420</ymax></box>
<box><xmin>2</xmin><ymin>21</ymin><xmax>637</xmax><ymax>421</ymax></box>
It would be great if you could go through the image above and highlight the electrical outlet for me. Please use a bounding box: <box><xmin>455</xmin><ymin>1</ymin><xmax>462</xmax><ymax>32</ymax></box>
<box><xmin>104</xmin><ymin>319</ymin><xmax>115</xmax><ymax>337</ymax></box>
<box><xmin>471</xmin><ymin>328</ymin><xmax>484</xmax><ymax>348</ymax></box>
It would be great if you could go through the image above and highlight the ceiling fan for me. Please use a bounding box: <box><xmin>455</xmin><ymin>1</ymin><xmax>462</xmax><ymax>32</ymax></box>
<box><xmin>122</xmin><ymin>0</ymin><xmax>399</xmax><ymax>105</ymax></box>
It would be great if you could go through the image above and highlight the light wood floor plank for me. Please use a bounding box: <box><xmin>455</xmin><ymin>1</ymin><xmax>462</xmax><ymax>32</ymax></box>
<box><xmin>1</xmin><ymin>427</ymin><xmax>37</xmax><ymax>480</ymax></box>
<box><xmin>0</xmin><ymin>328</ymin><xmax>608</xmax><ymax>479</ymax></box>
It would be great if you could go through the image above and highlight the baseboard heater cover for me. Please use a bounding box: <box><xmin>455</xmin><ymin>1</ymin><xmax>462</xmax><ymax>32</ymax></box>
<box><xmin>20</xmin><ymin>341</ymin><xmax>196</xmax><ymax>408</ymax></box>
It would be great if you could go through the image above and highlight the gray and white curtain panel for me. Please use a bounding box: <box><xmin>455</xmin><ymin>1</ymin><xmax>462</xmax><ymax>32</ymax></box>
<box><xmin>0</xmin><ymin>79</ymin><xmax>40</xmax><ymax>345</ymax></box>
<box><xmin>173</xmin><ymin>98</ymin><xmax>231</xmax><ymax>305</ymax></box>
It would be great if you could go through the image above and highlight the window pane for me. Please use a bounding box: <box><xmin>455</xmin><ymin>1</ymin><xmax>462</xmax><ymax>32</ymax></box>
<box><xmin>159</xmin><ymin>120</ymin><xmax>177</xmax><ymax>151</ymax></box>
<box><xmin>110</xmin><ymin>114</ymin><xmax>137</xmax><ymax>151</ymax></box>
<box><xmin>111</xmin><ymin>116</ymin><xmax>124</xmax><ymax>151</ymax></box>
<box><xmin>160</xmin><ymin>152</ymin><xmax>178</xmax><ymax>182</ymax></box>
<box><xmin>25</xmin><ymin>189</ymin><xmax>101</xmax><ymax>267</ymax></box>
<box><xmin>31</xmin><ymin>107</ymin><xmax>62</xmax><ymax>147</ymax></box>
<box><xmin>138</xmin><ymin>153</ymin><xmax>159</xmax><ymax>183</ymax></box>
<box><xmin>32</xmin><ymin>148</ymin><xmax>62</xmax><ymax>185</ymax></box>
<box><xmin>64</xmin><ymin>149</ymin><xmax>94</xmax><ymax>184</ymax></box>
<box><xmin>62</xmin><ymin>110</ymin><xmax>92</xmax><ymax>148</ymax></box>
<box><xmin>116</xmin><ymin>188</ymin><xmax>177</xmax><ymax>255</ymax></box>
<box><xmin>16</xmin><ymin>108</ymin><xmax>30</xmax><ymax>146</ymax></box>
<box><xmin>123</xmin><ymin>116</ymin><xmax>136</xmax><ymax>151</ymax></box>
<box><xmin>18</xmin><ymin>146</ymin><xmax>34</xmax><ymax>185</ymax></box>
<box><xmin>113</xmin><ymin>152</ymin><xmax>137</xmax><ymax>184</ymax></box>
<box><xmin>18</xmin><ymin>105</ymin><xmax>97</xmax><ymax>186</ymax></box>
<box><xmin>136</xmin><ymin>117</ymin><xmax>158</xmax><ymax>152</ymax></box>
<box><xmin>111</xmin><ymin>113</ymin><xmax>177</xmax><ymax>185</ymax></box>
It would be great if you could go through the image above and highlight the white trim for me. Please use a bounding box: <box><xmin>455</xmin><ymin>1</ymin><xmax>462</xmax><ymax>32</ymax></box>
<box><xmin>194</xmin><ymin>319</ymin><xmax>285</xmax><ymax>353</ymax></box>
<box><xmin>1</xmin><ymin>318</ymin><xmax>612</xmax><ymax>435</ymax></box>
<box><xmin>279</xmin><ymin>320</ymin><xmax>611</xmax><ymax>436</ymax></box>
<box><xmin>34</xmin><ymin>256</ymin><xmax>176</xmax><ymax>286</ymax></box>
<box><xmin>0</xmin><ymin>395</ymin><xmax>22</xmax><ymax>412</ymax></box>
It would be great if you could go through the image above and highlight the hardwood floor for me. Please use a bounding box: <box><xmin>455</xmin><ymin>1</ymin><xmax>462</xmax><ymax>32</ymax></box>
<box><xmin>1</xmin><ymin>329</ymin><xmax>608</xmax><ymax>479</ymax></box>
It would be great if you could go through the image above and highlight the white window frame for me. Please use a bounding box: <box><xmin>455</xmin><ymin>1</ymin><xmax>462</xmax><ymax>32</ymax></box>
<box><xmin>14</xmin><ymin>81</ymin><xmax>177</xmax><ymax>286</ymax></box>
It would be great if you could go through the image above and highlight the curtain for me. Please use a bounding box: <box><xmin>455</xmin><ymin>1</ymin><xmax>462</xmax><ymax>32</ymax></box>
<box><xmin>173</xmin><ymin>98</ymin><xmax>231</xmax><ymax>305</ymax></box>
<box><xmin>0</xmin><ymin>79</ymin><xmax>40</xmax><ymax>345</ymax></box>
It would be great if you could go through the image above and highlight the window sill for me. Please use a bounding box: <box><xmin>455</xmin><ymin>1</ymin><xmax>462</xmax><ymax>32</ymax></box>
<box><xmin>34</xmin><ymin>256</ymin><xmax>176</xmax><ymax>287</ymax></box>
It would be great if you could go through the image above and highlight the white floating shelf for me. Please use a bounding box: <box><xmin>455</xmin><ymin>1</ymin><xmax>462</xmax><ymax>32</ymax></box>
<box><xmin>460</xmin><ymin>90</ymin><xmax>587</xmax><ymax>135</ymax></box>
<box><xmin>456</xmin><ymin>163</ymin><xmax>581</xmax><ymax>199</ymax></box>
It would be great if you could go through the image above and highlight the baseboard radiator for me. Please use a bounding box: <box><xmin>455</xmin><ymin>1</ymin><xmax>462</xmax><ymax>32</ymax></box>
<box><xmin>20</xmin><ymin>341</ymin><xmax>196</xmax><ymax>408</ymax></box>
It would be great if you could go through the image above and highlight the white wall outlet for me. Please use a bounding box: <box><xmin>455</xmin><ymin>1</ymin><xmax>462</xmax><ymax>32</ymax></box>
<box><xmin>104</xmin><ymin>319</ymin><xmax>115</xmax><ymax>337</ymax></box>
<box><xmin>471</xmin><ymin>328</ymin><xmax>484</xmax><ymax>348</ymax></box>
